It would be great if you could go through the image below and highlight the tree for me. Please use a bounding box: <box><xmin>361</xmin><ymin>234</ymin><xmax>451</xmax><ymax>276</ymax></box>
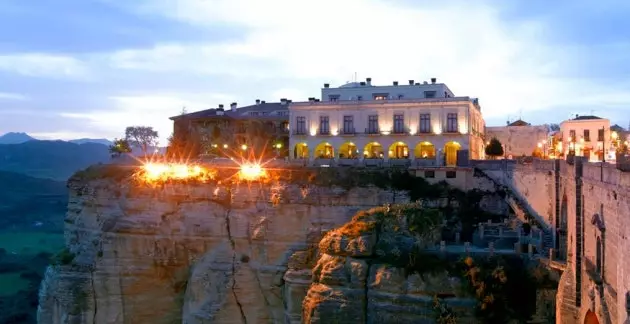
<box><xmin>485</xmin><ymin>137</ymin><xmax>504</xmax><ymax>159</ymax></box>
<box><xmin>109</xmin><ymin>138</ymin><xmax>132</xmax><ymax>157</ymax></box>
<box><xmin>125</xmin><ymin>126</ymin><xmax>159</xmax><ymax>154</ymax></box>
<box><xmin>548</xmin><ymin>124</ymin><xmax>560</xmax><ymax>132</ymax></box>
<box><xmin>167</xmin><ymin>130</ymin><xmax>201</xmax><ymax>159</ymax></box>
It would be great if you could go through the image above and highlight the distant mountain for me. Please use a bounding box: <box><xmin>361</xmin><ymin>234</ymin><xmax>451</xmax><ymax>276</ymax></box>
<box><xmin>0</xmin><ymin>170</ymin><xmax>67</xmax><ymax>231</ymax></box>
<box><xmin>0</xmin><ymin>140</ymin><xmax>111</xmax><ymax>181</ymax></box>
<box><xmin>68</xmin><ymin>138</ymin><xmax>113</xmax><ymax>146</ymax></box>
<box><xmin>0</xmin><ymin>132</ymin><xmax>36</xmax><ymax>144</ymax></box>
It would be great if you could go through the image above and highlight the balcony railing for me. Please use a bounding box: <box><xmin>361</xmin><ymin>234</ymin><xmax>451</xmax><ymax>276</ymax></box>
<box><xmin>392</xmin><ymin>127</ymin><xmax>407</xmax><ymax>135</ymax></box>
<box><xmin>293</xmin><ymin>129</ymin><xmax>307</xmax><ymax>135</ymax></box>
<box><xmin>365</xmin><ymin>128</ymin><xmax>380</xmax><ymax>135</ymax></box>
<box><xmin>319</xmin><ymin>129</ymin><xmax>331</xmax><ymax>135</ymax></box>
<box><xmin>340</xmin><ymin>127</ymin><xmax>356</xmax><ymax>135</ymax></box>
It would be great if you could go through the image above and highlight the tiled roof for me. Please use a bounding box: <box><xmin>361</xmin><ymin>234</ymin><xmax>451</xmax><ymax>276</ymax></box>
<box><xmin>170</xmin><ymin>102</ymin><xmax>288</xmax><ymax>120</ymax></box>
<box><xmin>508</xmin><ymin>119</ymin><xmax>530</xmax><ymax>126</ymax></box>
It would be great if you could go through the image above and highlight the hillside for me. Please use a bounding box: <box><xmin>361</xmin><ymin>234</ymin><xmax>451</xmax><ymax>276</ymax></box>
<box><xmin>0</xmin><ymin>140</ymin><xmax>110</xmax><ymax>180</ymax></box>
<box><xmin>0</xmin><ymin>132</ymin><xmax>35</xmax><ymax>144</ymax></box>
<box><xmin>0</xmin><ymin>170</ymin><xmax>67</xmax><ymax>232</ymax></box>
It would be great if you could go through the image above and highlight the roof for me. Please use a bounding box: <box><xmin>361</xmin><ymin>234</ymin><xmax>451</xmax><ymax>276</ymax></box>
<box><xmin>507</xmin><ymin>119</ymin><xmax>530</xmax><ymax>126</ymax></box>
<box><xmin>610</xmin><ymin>124</ymin><xmax>626</xmax><ymax>132</ymax></box>
<box><xmin>572</xmin><ymin>115</ymin><xmax>602</xmax><ymax>120</ymax></box>
<box><xmin>170</xmin><ymin>102</ymin><xmax>288</xmax><ymax>121</ymax></box>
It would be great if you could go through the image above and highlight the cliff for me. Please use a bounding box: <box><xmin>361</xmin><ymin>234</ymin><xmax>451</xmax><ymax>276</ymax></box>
<box><xmin>37</xmin><ymin>165</ymin><xmax>422</xmax><ymax>323</ymax></box>
<box><xmin>37</xmin><ymin>164</ymin><xmax>547</xmax><ymax>324</ymax></box>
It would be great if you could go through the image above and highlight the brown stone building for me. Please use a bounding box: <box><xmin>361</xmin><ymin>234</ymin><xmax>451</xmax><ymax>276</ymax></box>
<box><xmin>169</xmin><ymin>100</ymin><xmax>290</xmax><ymax>158</ymax></box>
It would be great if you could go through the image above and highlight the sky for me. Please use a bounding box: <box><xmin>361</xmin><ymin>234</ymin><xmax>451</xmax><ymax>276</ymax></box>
<box><xmin>0</xmin><ymin>0</ymin><xmax>629</xmax><ymax>145</ymax></box>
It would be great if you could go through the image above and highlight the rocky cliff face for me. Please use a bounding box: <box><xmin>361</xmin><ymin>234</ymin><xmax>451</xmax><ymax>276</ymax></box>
<box><xmin>38</xmin><ymin>166</ymin><xmax>424</xmax><ymax>324</ymax></box>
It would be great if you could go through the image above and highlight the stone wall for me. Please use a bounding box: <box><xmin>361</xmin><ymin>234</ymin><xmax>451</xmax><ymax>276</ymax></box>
<box><xmin>475</xmin><ymin>158</ymin><xmax>630</xmax><ymax>324</ymax></box>
<box><xmin>486</xmin><ymin>124</ymin><xmax>549</xmax><ymax>158</ymax></box>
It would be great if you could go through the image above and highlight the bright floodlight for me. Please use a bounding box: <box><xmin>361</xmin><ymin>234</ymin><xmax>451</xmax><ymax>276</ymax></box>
<box><xmin>239</xmin><ymin>163</ymin><xmax>265</xmax><ymax>181</ymax></box>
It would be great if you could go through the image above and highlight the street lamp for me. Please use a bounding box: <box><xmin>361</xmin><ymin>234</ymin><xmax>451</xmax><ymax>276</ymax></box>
<box><xmin>241</xmin><ymin>144</ymin><xmax>248</xmax><ymax>151</ymax></box>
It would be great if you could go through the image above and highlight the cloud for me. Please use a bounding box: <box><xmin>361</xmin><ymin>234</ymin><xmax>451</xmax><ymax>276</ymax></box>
<box><xmin>0</xmin><ymin>92</ymin><xmax>28</xmax><ymax>101</ymax></box>
<box><xmin>60</xmin><ymin>93</ymin><xmax>234</xmax><ymax>145</ymax></box>
<box><xmin>0</xmin><ymin>53</ymin><xmax>89</xmax><ymax>79</ymax></box>
<box><xmin>102</xmin><ymin>0</ymin><xmax>629</xmax><ymax>121</ymax></box>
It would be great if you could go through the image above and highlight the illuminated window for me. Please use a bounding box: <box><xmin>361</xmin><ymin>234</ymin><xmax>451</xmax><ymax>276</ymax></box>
<box><xmin>373</xmin><ymin>93</ymin><xmax>389</xmax><ymax>100</ymax></box>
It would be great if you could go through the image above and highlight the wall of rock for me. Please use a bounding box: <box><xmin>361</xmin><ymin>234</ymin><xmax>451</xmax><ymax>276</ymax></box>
<box><xmin>38</xmin><ymin>168</ymin><xmax>416</xmax><ymax>324</ymax></box>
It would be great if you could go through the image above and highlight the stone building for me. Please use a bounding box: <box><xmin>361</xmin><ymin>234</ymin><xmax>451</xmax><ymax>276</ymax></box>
<box><xmin>289</xmin><ymin>77</ymin><xmax>485</xmax><ymax>166</ymax></box>
<box><xmin>169</xmin><ymin>100</ymin><xmax>290</xmax><ymax>157</ymax></box>
<box><xmin>485</xmin><ymin>119</ymin><xmax>551</xmax><ymax>159</ymax></box>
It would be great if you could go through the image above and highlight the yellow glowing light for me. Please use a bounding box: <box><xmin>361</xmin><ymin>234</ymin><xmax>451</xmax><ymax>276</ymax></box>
<box><xmin>275</xmin><ymin>143</ymin><xmax>283</xmax><ymax>149</ymax></box>
<box><xmin>212</xmin><ymin>144</ymin><xmax>218</xmax><ymax>148</ymax></box>
<box><xmin>241</xmin><ymin>144</ymin><xmax>248</xmax><ymax>150</ymax></box>
<box><xmin>612</xmin><ymin>131</ymin><xmax>618</xmax><ymax>140</ymax></box>
<box><xmin>139</xmin><ymin>162</ymin><xmax>213</xmax><ymax>182</ymax></box>
<box><xmin>538</xmin><ymin>143</ymin><xmax>543</xmax><ymax>148</ymax></box>
<box><xmin>223</xmin><ymin>144</ymin><xmax>228</xmax><ymax>148</ymax></box>
<box><xmin>239</xmin><ymin>163</ymin><xmax>266</xmax><ymax>181</ymax></box>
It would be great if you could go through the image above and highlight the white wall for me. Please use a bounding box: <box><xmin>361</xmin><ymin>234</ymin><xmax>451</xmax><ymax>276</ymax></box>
<box><xmin>321</xmin><ymin>81</ymin><xmax>454</xmax><ymax>101</ymax></box>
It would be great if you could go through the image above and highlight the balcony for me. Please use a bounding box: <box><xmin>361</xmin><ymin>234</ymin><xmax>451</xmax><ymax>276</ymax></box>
<box><xmin>319</xmin><ymin>129</ymin><xmax>331</xmax><ymax>136</ymax></box>
<box><xmin>365</xmin><ymin>128</ymin><xmax>380</xmax><ymax>135</ymax></box>
<box><xmin>340</xmin><ymin>128</ymin><xmax>356</xmax><ymax>136</ymax></box>
<box><xmin>292</xmin><ymin>129</ymin><xmax>307</xmax><ymax>136</ymax></box>
<box><xmin>392</xmin><ymin>127</ymin><xmax>407</xmax><ymax>135</ymax></box>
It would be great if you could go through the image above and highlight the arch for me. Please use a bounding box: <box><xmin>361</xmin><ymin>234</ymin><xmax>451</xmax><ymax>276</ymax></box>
<box><xmin>414</xmin><ymin>141</ymin><xmax>436</xmax><ymax>159</ymax></box>
<box><xmin>444</xmin><ymin>141</ymin><xmax>461</xmax><ymax>166</ymax></box>
<box><xmin>388</xmin><ymin>141</ymin><xmax>409</xmax><ymax>159</ymax></box>
<box><xmin>363</xmin><ymin>142</ymin><xmax>384</xmax><ymax>159</ymax></box>
<box><xmin>584</xmin><ymin>310</ymin><xmax>599</xmax><ymax>324</ymax></box>
<box><xmin>314</xmin><ymin>142</ymin><xmax>334</xmax><ymax>159</ymax></box>
<box><xmin>293</xmin><ymin>142</ymin><xmax>309</xmax><ymax>159</ymax></box>
<box><xmin>339</xmin><ymin>141</ymin><xmax>358</xmax><ymax>159</ymax></box>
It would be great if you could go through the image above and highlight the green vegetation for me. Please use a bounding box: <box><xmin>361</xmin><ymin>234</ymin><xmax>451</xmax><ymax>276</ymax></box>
<box><xmin>0</xmin><ymin>249</ymin><xmax>53</xmax><ymax>323</ymax></box>
<box><xmin>109</xmin><ymin>138</ymin><xmax>132</xmax><ymax>157</ymax></box>
<box><xmin>485</xmin><ymin>137</ymin><xmax>504</xmax><ymax>159</ymax></box>
<box><xmin>52</xmin><ymin>248</ymin><xmax>75</xmax><ymax>266</ymax></box>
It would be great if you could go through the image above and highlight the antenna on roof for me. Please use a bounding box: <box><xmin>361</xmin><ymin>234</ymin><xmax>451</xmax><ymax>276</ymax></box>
<box><xmin>354</xmin><ymin>72</ymin><xmax>357</xmax><ymax>82</ymax></box>
<box><xmin>590</xmin><ymin>109</ymin><xmax>595</xmax><ymax>115</ymax></box>
<box><xmin>518</xmin><ymin>109</ymin><xmax>523</xmax><ymax>120</ymax></box>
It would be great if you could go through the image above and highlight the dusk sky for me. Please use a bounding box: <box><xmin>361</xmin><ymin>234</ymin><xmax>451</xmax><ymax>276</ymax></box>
<box><xmin>1</xmin><ymin>0</ymin><xmax>629</xmax><ymax>145</ymax></box>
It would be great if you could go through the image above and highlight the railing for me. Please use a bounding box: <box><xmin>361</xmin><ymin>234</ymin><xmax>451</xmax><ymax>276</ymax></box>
<box><xmin>340</xmin><ymin>128</ymin><xmax>356</xmax><ymax>135</ymax></box>
<box><xmin>319</xmin><ymin>129</ymin><xmax>331</xmax><ymax>135</ymax></box>
<box><xmin>365</xmin><ymin>128</ymin><xmax>380</xmax><ymax>135</ymax></box>
<box><xmin>292</xmin><ymin>130</ymin><xmax>307</xmax><ymax>135</ymax></box>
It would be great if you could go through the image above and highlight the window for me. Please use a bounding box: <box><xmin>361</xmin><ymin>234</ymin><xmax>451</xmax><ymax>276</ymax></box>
<box><xmin>446</xmin><ymin>170</ymin><xmax>457</xmax><ymax>178</ymax></box>
<box><xmin>373</xmin><ymin>94</ymin><xmax>388</xmax><ymax>100</ymax></box>
<box><xmin>319</xmin><ymin>116</ymin><xmax>330</xmax><ymax>135</ymax></box>
<box><xmin>446</xmin><ymin>113</ymin><xmax>458</xmax><ymax>133</ymax></box>
<box><xmin>368</xmin><ymin>115</ymin><xmax>379</xmax><ymax>134</ymax></box>
<box><xmin>598</xmin><ymin>129</ymin><xmax>604</xmax><ymax>141</ymax></box>
<box><xmin>276</xmin><ymin>111</ymin><xmax>289</xmax><ymax>116</ymax></box>
<box><xmin>281</xmin><ymin>121</ymin><xmax>289</xmax><ymax>132</ymax></box>
<box><xmin>329</xmin><ymin>95</ymin><xmax>340</xmax><ymax>102</ymax></box>
<box><xmin>584</xmin><ymin>129</ymin><xmax>590</xmax><ymax>142</ymax></box>
<box><xmin>343</xmin><ymin>115</ymin><xmax>354</xmax><ymax>134</ymax></box>
<box><xmin>296</xmin><ymin>117</ymin><xmax>306</xmax><ymax>135</ymax></box>
<box><xmin>249</xmin><ymin>112</ymin><xmax>259</xmax><ymax>116</ymax></box>
<box><xmin>424</xmin><ymin>170</ymin><xmax>435</xmax><ymax>178</ymax></box>
<box><xmin>424</xmin><ymin>91</ymin><xmax>436</xmax><ymax>98</ymax></box>
<box><xmin>420</xmin><ymin>114</ymin><xmax>431</xmax><ymax>133</ymax></box>
<box><xmin>398</xmin><ymin>94</ymin><xmax>404</xmax><ymax>99</ymax></box>
<box><xmin>261</xmin><ymin>112</ymin><xmax>269</xmax><ymax>116</ymax></box>
<box><xmin>569</xmin><ymin>130</ymin><xmax>576</xmax><ymax>141</ymax></box>
<box><xmin>357</xmin><ymin>95</ymin><xmax>363</xmax><ymax>101</ymax></box>
<box><xmin>393</xmin><ymin>114</ymin><xmax>405</xmax><ymax>134</ymax></box>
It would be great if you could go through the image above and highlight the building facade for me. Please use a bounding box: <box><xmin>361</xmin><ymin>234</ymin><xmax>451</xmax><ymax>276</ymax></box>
<box><xmin>559</xmin><ymin>115</ymin><xmax>612</xmax><ymax>162</ymax></box>
<box><xmin>289</xmin><ymin>78</ymin><xmax>485</xmax><ymax>166</ymax></box>
<box><xmin>485</xmin><ymin>120</ymin><xmax>551</xmax><ymax>159</ymax></box>
<box><xmin>170</xmin><ymin>100</ymin><xmax>290</xmax><ymax>157</ymax></box>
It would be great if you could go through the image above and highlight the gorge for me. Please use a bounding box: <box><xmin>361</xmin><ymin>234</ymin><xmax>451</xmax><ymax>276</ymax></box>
<box><xmin>37</xmin><ymin>164</ymin><xmax>558</xmax><ymax>323</ymax></box>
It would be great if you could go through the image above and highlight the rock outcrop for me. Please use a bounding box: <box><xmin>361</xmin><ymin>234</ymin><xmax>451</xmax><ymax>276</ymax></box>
<box><xmin>301</xmin><ymin>204</ymin><xmax>478</xmax><ymax>324</ymax></box>
<box><xmin>37</xmin><ymin>166</ymin><xmax>411</xmax><ymax>324</ymax></box>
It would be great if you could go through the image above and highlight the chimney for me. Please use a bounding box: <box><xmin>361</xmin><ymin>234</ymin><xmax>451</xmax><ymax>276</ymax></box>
<box><xmin>366</xmin><ymin>77</ymin><xmax>372</xmax><ymax>86</ymax></box>
<box><xmin>287</xmin><ymin>99</ymin><xmax>292</xmax><ymax>103</ymax></box>
<box><xmin>230</xmin><ymin>102</ymin><xmax>237</xmax><ymax>111</ymax></box>
<box><xmin>393</xmin><ymin>81</ymin><xmax>398</xmax><ymax>86</ymax></box>
<box><xmin>324</xmin><ymin>83</ymin><xmax>330</xmax><ymax>88</ymax></box>
<box><xmin>360</xmin><ymin>81</ymin><xmax>366</xmax><ymax>86</ymax></box>
<box><xmin>281</xmin><ymin>98</ymin><xmax>287</xmax><ymax>105</ymax></box>
<box><xmin>308</xmin><ymin>97</ymin><xmax>315</xmax><ymax>103</ymax></box>
<box><xmin>315</xmin><ymin>99</ymin><xmax>320</xmax><ymax>102</ymax></box>
<box><xmin>408</xmin><ymin>80</ymin><xmax>414</xmax><ymax>85</ymax></box>
<box><xmin>415</xmin><ymin>83</ymin><xmax>420</xmax><ymax>85</ymax></box>
<box><xmin>431</xmin><ymin>77</ymin><xmax>437</xmax><ymax>84</ymax></box>
<box><xmin>255</xmin><ymin>99</ymin><xmax>261</xmax><ymax>105</ymax></box>
<box><xmin>218</xmin><ymin>104</ymin><xmax>224</xmax><ymax>109</ymax></box>
<box><xmin>423</xmin><ymin>81</ymin><xmax>428</xmax><ymax>84</ymax></box>
<box><xmin>261</xmin><ymin>100</ymin><xmax>266</xmax><ymax>104</ymax></box>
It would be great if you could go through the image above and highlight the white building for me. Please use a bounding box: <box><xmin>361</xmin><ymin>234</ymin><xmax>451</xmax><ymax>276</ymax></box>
<box><xmin>559</xmin><ymin>115</ymin><xmax>612</xmax><ymax>162</ymax></box>
<box><xmin>485</xmin><ymin>119</ymin><xmax>551</xmax><ymax>158</ymax></box>
<box><xmin>289</xmin><ymin>78</ymin><xmax>485</xmax><ymax>166</ymax></box>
